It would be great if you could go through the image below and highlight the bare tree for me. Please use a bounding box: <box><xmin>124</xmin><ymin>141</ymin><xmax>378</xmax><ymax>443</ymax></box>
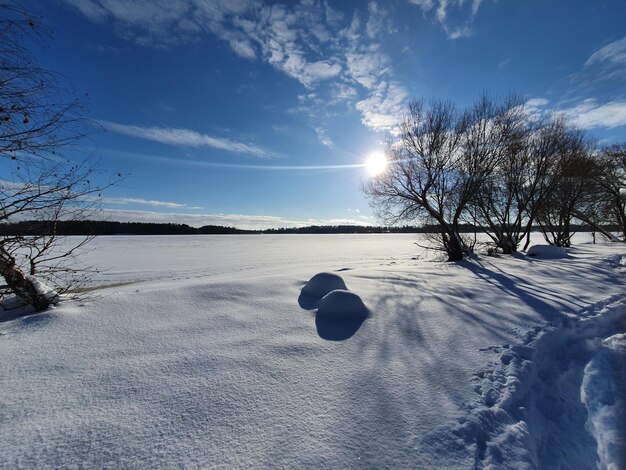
<box><xmin>363</xmin><ymin>99</ymin><xmax>488</xmax><ymax>261</ymax></box>
<box><xmin>0</xmin><ymin>4</ymin><xmax>116</xmax><ymax>311</ymax></box>
<box><xmin>464</xmin><ymin>95</ymin><xmax>535</xmax><ymax>253</ymax></box>
<box><xmin>534</xmin><ymin>126</ymin><xmax>597</xmax><ymax>247</ymax></box>
<box><xmin>594</xmin><ymin>144</ymin><xmax>626</xmax><ymax>240</ymax></box>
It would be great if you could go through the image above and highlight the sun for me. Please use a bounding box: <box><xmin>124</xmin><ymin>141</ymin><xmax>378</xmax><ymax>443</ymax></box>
<box><xmin>365</xmin><ymin>152</ymin><xmax>388</xmax><ymax>177</ymax></box>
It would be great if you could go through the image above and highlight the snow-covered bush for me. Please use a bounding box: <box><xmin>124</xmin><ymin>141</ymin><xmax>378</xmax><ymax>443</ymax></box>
<box><xmin>526</xmin><ymin>244</ymin><xmax>567</xmax><ymax>259</ymax></box>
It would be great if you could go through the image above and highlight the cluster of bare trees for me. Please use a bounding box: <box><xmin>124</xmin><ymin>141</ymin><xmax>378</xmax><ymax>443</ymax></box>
<box><xmin>363</xmin><ymin>95</ymin><xmax>626</xmax><ymax>261</ymax></box>
<box><xmin>1</xmin><ymin>5</ymin><xmax>117</xmax><ymax>311</ymax></box>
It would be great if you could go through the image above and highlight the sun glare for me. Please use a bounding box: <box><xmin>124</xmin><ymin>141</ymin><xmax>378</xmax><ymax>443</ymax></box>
<box><xmin>365</xmin><ymin>152</ymin><xmax>388</xmax><ymax>177</ymax></box>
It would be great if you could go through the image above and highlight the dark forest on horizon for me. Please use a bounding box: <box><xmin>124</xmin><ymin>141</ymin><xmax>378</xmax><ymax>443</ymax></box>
<box><xmin>0</xmin><ymin>220</ymin><xmax>615</xmax><ymax>236</ymax></box>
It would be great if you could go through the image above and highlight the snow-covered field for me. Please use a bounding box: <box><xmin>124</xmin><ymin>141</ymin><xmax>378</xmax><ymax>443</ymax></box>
<box><xmin>1</xmin><ymin>234</ymin><xmax>625</xmax><ymax>469</ymax></box>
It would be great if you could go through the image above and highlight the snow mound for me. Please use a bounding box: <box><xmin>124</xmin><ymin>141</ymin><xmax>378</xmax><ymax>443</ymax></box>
<box><xmin>526</xmin><ymin>244</ymin><xmax>568</xmax><ymax>258</ymax></box>
<box><xmin>315</xmin><ymin>289</ymin><xmax>369</xmax><ymax>341</ymax></box>
<box><xmin>581</xmin><ymin>332</ymin><xmax>626</xmax><ymax>470</ymax></box>
<box><xmin>317</xmin><ymin>289</ymin><xmax>368</xmax><ymax>322</ymax></box>
<box><xmin>301</xmin><ymin>272</ymin><xmax>347</xmax><ymax>299</ymax></box>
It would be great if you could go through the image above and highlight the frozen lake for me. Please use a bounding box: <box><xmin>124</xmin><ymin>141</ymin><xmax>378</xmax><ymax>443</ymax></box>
<box><xmin>83</xmin><ymin>233</ymin><xmax>425</xmax><ymax>286</ymax></box>
<box><xmin>1</xmin><ymin>234</ymin><xmax>625</xmax><ymax>468</ymax></box>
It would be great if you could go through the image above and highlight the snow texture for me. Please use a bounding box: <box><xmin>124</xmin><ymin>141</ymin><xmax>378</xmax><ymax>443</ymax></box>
<box><xmin>1</xmin><ymin>233</ymin><xmax>624</xmax><ymax>469</ymax></box>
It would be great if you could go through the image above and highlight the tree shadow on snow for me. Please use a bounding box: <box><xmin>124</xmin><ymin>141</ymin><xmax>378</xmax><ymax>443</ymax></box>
<box><xmin>458</xmin><ymin>257</ymin><xmax>607</xmax><ymax>323</ymax></box>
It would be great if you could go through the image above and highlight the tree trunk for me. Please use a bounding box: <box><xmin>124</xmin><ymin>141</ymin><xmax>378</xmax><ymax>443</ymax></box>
<box><xmin>0</xmin><ymin>244</ymin><xmax>51</xmax><ymax>311</ymax></box>
<box><xmin>443</xmin><ymin>231</ymin><xmax>465</xmax><ymax>261</ymax></box>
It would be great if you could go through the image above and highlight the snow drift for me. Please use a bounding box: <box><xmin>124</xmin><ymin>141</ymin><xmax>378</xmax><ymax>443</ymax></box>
<box><xmin>1</xmin><ymin>234</ymin><xmax>624</xmax><ymax>468</ymax></box>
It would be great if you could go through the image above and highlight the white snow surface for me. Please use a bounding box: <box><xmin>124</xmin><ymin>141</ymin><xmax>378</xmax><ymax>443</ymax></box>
<box><xmin>1</xmin><ymin>234</ymin><xmax>625</xmax><ymax>469</ymax></box>
<box><xmin>581</xmin><ymin>333</ymin><xmax>626</xmax><ymax>470</ymax></box>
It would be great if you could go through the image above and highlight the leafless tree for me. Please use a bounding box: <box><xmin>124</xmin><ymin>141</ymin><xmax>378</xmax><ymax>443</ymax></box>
<box><xmin>0</xmin><ymin>4</ymin><xmax>117</xmax><ymax>311</ymax></box>
<box><xmin>593</xmin><ymin>144</ymin><xmax>626</xmax><ymax>240</ymax></box>
<box><xmin>363</xmin><ymin>99</ymin><xmax>487</xmax><ymax>261</ymax></box>
<box><xmin>463</xmin><ymin>95</ymin><xmax>536</xmax><ymax>253</ymax></box>
<box><xmin>534</xmin><ymin>126</ymin><xmax>597</xmax><ymax>247</ymax></box>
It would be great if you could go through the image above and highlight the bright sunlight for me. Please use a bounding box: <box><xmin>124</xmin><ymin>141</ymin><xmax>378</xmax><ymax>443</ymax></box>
<box><xmin>365</xmin><ymin>152</ymin><xmax>388</xmax><ymax>177</ymax></box>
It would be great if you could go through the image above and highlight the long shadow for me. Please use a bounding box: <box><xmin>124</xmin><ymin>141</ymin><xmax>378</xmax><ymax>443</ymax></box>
<box><xmin>460</xmin><ymin>259</ymin><xmax>576</xmax><ymax>323</ymax></box>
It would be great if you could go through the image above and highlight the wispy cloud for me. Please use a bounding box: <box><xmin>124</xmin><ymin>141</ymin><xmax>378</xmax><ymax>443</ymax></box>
<box><xmin>102</xmin><ymin>196</ymin><xmax>203</xmax><ymax>209</ymax></box>
<box><xmin>64</xmin><ymin>0</ymin><xmax>254</xmax><ymax>49</ymax></box>
<box><xmin>561</xmin><ymin>99</ymin><xmax>626</xmax><ymax>129</ymax></box>
<box><xmin>585</xmin><ymin>36</ymin><xmax>626</xmax><ymax>68</ymax></box>
<box><xmin>96</xmin><ymin>208</ymin><xmax>368</xmax><ymax>230</ymax></box>
<box><xmin>101</xmin><ymin>148</ymin><xmax>367</xmax><ymax>171</ymax></box>
<box><xmin>314</xmin><ymin>127</ymin><xmax>334</xmax><ymax>148</ymax></box>
<box><xmin>65</xmin><ymin>0</ymin><xmax>409</xmax><ymax>133</ymax></box>
<box><xmin>564</xmin><ymin>35</ymin><xmax>626</xmax><ymax>100</ymax></box>
<box><xmin>497</xmin><ymin>58</ymin><xmax>511</xmax><ymax>70</ymax></box>
<box><xmin>521</xmin><ymin>97</ymin><xmax>626</xmax><ymax>130</ymax></box>
<box><xmin>408</xmin><ymin>0</ymin><xmax>487</xmax><ymax>39</ymax></box>
<box><xmin>345</xmin><ymin>49</ymin><xmax>390</xmax><ymax>89</ymax></box>
<box><xmin>365</xmin><ymin>1</ymin><xmax>395</xmax><ymax>39</ymax></box>
<box><xmin>356</xmin><ymin>81</ymin><xmax>408</xmax><ymax>129</ymax></box>
<box><xmin>235</xmin><ymin>3</ymin><xmax>343</xmax><ymax>88</ymax></box>
<box><xmin>99</xmin><ymin>120</ymin><xmax>269</xmax><ymax>157</ymax></box>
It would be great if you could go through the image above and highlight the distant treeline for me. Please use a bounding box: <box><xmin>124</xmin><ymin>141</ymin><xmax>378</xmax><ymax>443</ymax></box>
<box><xmin>0</xmin><ymin>220</ymin><xmax>614</xmax><ymax>236</ymax></box>
<box><xmin>0</xmin><ymin>220</ymin><xmax>252</xmax><ymax>236</ymax></box>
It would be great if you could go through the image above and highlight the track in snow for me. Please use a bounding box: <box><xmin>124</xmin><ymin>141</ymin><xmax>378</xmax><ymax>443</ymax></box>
<box><xmin>465</xmin><ymin>296</ymin><xmax>626</xmax><ymax>469</ymax></box>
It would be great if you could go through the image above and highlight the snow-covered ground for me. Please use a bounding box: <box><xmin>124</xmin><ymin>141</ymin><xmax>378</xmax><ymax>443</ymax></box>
<box><xmin>1</xmin><ymin>234</ymin><xmax>624</xmax><ymax>469</ymax></box>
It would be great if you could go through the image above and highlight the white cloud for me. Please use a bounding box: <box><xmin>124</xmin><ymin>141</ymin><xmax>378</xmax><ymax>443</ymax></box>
<box><xmin>233</xmin><ymin>3</ymin><xmax>343</xmax><ymax>87</ymax></box>
<box><xmin>409</xmin><ymin>0</ymin><xmax>435</xmax><ymax>12</ymax></box>
<box><xmin>524</xmin><ymin>97</ymin><xmax>550</xmax><ymax>117</ymax></box>
<box><xmin>64</xmin><ymin>0</ymin><xmax>254</xmax><ymax>48</ymax></box>
<box><xmin>102</xmin><ymin>197</ymin><xmax>202</xmax><ymax>209</ymax></box>
<box><xmin>355</xmin><ymin>81</ymin><xmax>408</xmax><ymax>130</ymax></box>
<box><xmin>324</xmin><ymin>1</ymin><xmax>344</xmax><ymax>27</ymax></box>
<box><xmin>408</xmin><ymin>0</ymin><xmax>488</xmax><ymax>39</ymax></box>
<box><xmin>585</xmin><ymin>36</ymin><xmax>626</xmax><ymax>68</ymax></box>
<box><xmin>227</xmin><ymin>37</ymin><xmax>257</xmax><ymax>59</ymax></box>
<box><xmin>99</xmin><ymin>120</ymin><xmax>269</xmax><ymax>157</ymax></box>
<box><xmin>346</xmin><ymin>49</ymin><xmax>389</xmax><ymax>89</ymax></box>
<box><xmin>329</xmin><ymin>83</ymin><xmax>358</xmax><ymax>103</ymax></box>
<box><xmin>497</xmin><ymin>57</ymin><xmax>511</xmax><ymax>70</ymax></box>
<box><xmin>518</xmin><ymin>97</ymin><xmax>626</xmax><ymax>130</ymax></box>
<box><xmin>561</xmin><ymin>99</ymin><xmax>626</xmax><ymax>129</ymax></box>
<box><xmin>96</xmin><ymin>208</ymin><xmax>367</xmax><ymax>230</ymax></box>
<box><xmin>67</xmin><ymin>0</ymin><xmax>408</xmax><ymax>132</ymax></box>
<box><xmin>446</xmin><ymin>26</ymin><xmax>471</xmax><ymax>40</ymax></box>
<box><xmin>314</xmin><ymin>127</ymin><xmax>334</xmax><ymax>148</ymax></box>
<box><xmin>365</xmin><ymin>2</ymin><xmax>394</xmax><ymax>39</ymax></box>
<box><xmin>525</xmin><ymin>98</ymin><xmax>549</xmax><ymax>107</ymax></box>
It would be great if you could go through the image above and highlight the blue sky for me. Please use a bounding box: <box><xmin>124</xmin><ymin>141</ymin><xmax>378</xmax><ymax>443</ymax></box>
<box><xmin>22</xmin><ymin>0</ymin><xmax>626</xmax><ymax>229</ymax></box>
